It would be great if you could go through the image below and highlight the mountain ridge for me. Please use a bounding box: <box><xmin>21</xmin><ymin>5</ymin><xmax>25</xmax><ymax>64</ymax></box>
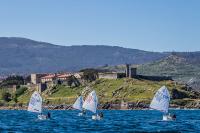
<box><xmin>137</xmin><ymin>53</ymin><xmax>200</xmax><ymax>82</ymax></box>
<box><xmin>0</xmin><ymin>37</ymin><xmax>169</xmax><ymax>75</ymax></box>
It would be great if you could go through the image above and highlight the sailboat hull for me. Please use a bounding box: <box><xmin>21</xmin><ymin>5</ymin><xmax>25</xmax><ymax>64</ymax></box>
<box><xmin>78</xmin><ymin>112</ymin><xmax>84</xmax><ymax>116</ymax></box>
<box><xmin>38</xmin><ymin>114</ymin><xmax>48</xmax><ymax>120</ymax></box>
<box><xmin>162</xmin><ymin>115</ymin><xmax>173</xmax><ymax>121</ymax></box>
<box><xmin>92</xmin><ymin>115</ymin><xmax>101</xmax><ymax>120</ymax></box>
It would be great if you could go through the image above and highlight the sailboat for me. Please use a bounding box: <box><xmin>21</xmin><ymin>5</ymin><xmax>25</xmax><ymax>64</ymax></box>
<box><xmin>150</xmin><ymin>86</ymin><xmax>174</xmax><ymax>121</ymax></box>
<box><xmin>28</xmin><ymin>91</ymin><xmax>49</xmax><ymax>120</ymax></box>
<box><xmin>82</xmin><ymin>90</ymin><xmax>102</xmax><ymax>120</ymax></box>
<box><xmin>72</xmin><ymin>96</ymin><xmax>85</xmax><ymax>116</ymax></box>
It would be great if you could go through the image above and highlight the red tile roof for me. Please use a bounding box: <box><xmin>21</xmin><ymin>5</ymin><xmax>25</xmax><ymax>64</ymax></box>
<box><xmin>57</xmin><ymin>74</ymin><xmax>72</xmax><ymax>78</ymax></box>
<box><xmin>41</xmin><ymin>74</ymin><xmax>55</xmax><ymax>79</ymax></box>
<box><xmin>41</xmin><ymin>73</ymin><xmax>72</xmax><ymax>79</ymax></box>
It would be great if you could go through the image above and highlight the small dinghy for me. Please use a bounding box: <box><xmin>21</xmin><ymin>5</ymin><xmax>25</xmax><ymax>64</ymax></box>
<box><xmin>82</xmin><ymin>90</ymin><xmax>102</xmax><ymax>120</ymax></box>
<box><xmin>28</xmin><ymin>91</ymin><xmax>50</xmax><ymax>120</ymax></box>
<box><xmin>150</xmin><ymin>86</ymin><xmax>176</xmax><ymax>121</ymax></box>
<box><xmin>72</xmin><ymin>96</ymin><xmax>85</xmax><ymax>116</ymax></box>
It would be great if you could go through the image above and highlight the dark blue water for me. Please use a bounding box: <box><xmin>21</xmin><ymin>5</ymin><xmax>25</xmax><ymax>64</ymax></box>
<box><xmin>0</xmin><ymin>110</ymin><xmax>200</xmax><ymax>133</ymax></box>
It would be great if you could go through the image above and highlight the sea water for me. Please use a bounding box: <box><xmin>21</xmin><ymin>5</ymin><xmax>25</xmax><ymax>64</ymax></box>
<box><xmin>0</xmin><ymin>110</ymin><xmax>200</xmax><ymax>132</ymax></box>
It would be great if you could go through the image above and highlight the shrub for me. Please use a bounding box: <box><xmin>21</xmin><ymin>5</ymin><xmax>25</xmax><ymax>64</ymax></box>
<box><xmin>171</xmin><ymin>88</ymin><xmax>189</xmax><ymax>99</ymax></box>
<box><xmin>0</xmin><ymin>76</ymin><xmax>24</xmax><ymax>88</ymax></box>
<box><xmin>1</xmin><ymin>92</ymin><xmax>12</xmax><ymax>102</ymax></box>
<box><xmin>13</xmin><ymin>95</ymin><xmax>18</xmax><ymax>103</ymax></box>
<box><xmin>80</xmin><ymin>69</ymin><xmax>98</xmax><ymax>82</ymax></box>
<box><xmin>15</xmin><ymin>87</ymin><xmax>27</xmax><ymax>97</ymax></box>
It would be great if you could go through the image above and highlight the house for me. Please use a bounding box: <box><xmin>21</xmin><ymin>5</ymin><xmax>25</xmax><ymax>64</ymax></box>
<box><xmin>41</xmin><ymin>73</ymin><xmax>74</xmax><ymax>83</ymax></box>
<box><xmin>57</xmin><ymin>73</ymin><xmax>72</xmax><ymax>81</ymax></box>
<box><xmin>98</xmin><ymin>72</ymin><xmax>124</xmax><ymax>79</ymax></box>
<box><xmin>98</xmin><ymin>64</ymin><xmax>136</xmax><ymax>79</ymax></box>
<box><xmin>41</xmin><ymin>74</ymin><xmax>56</xmax><ymax>83</ymax></box>
<box><xmin>74</xmin><ymin>73</ymin><xmax>82</xmax><ymax>79</ymax></box>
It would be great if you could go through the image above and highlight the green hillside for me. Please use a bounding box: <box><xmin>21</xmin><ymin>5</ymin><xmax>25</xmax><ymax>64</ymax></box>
<box><xmin>13</xmin><ymin>78</ymin><xmax>197</xmax><ymax>108</ymax></box>
<box><xmin>138</xmin><ymin>54</ymin><xmax>200</xmax><ymax>82</ymax></box>
<box><xmin>99</xmin><ymin>54</ymin><xmax>200</xmax><ymax>83</ymax></box>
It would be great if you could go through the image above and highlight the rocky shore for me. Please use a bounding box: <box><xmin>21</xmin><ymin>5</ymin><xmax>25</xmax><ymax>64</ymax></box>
<box><xmin>1</xmin><ymin>100</ymin><xmax>200</xmax><ymax>110</ymax></box>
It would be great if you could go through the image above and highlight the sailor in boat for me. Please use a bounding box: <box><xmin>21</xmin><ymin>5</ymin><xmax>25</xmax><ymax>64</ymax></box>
<box><xmin>172</xmin><ymin>114</ymin><xmax>176</xmax><ymax>120</ymax></box>
<box><xmin>99</xmin><ymin>112</ymin><xmax>103</xmax><ymax>118</ymax></box>
<box><xmin>38</xmin><ymin>112</ymin><xmax>51</xmax><ymax>120</ymax></box>
<box><xmin>28</xmin><ymin>91</ymin><xmax>51</xmax><ymax>120</ymax></box>
<box><xmin>78</xmin><ymin>108</ymin><xmax>86</xmax><ymax>116</ymax></box>
<box><xmin>150</xmin><ymin>86</ymin><xmax>176</xmax><ymax>121</ymax></box>
<box><xmin>81</xmin><ymin>109</ymin><xmax>86</xmax><ymax>116</ymax></box>
<box><xmin>163</xmin><ymin>113</ymin><xmax>176</xmax><ymax>121</ymax></box>
<box><xmin>91</xmin><ymin>112</ymin><xmax>104</xmax><ymax>120</ymax></box>
<box><xmin>47</xmin><ymin>112</ymin><xmax>51</xmax><ymax>119</ymax></box>
<box><xmin>78</xmin><ymin>110</ymin><xmax>85</xmax><ymax>116</ymax></box>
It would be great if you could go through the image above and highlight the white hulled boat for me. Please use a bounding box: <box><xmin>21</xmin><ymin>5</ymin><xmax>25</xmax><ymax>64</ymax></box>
<box><xmin>82</xmin><ymin>90</ymin><xmax>102</xmax><ymax>120</ymax></box>
<box><xmin>28</xmin><ymin>91</ymin><xmax>49</xmax><ymax>120</ymax></box>
<box><xmin>150</xmin><ymin>86</ymin><xmax>175</xmax><ymax>121</ymax></box>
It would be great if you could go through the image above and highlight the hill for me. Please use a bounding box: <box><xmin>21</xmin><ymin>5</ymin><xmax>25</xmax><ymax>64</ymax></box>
<box><xmin>99</xmin><ymin>53</ymin><xmax>200</xmax><ymax>82</ymax></box>
<box><xmin>0</xmin><ymin>78</ymin><xmax>197</xmax><ymax>109</ymax></box>
<box><xmin>0</xmin><ymin>37</ymin><xmax>168</xmax><ymax>75</ymax></box>
<box><xmin>97</xmin><ymin>53</ymin><xmax>200</xmax><ymax>92</ymax></box>
<box><xmin>137</xmin><ymin>53</ymin><xmax>200</xmax><ymax>82</ymax></box>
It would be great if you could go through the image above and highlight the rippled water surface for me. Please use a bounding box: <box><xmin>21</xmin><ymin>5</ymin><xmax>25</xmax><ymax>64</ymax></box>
<box><xmin>0</xmin><ymin>110</ymin><xmax>200</xmax><ymax>132</ymax></box>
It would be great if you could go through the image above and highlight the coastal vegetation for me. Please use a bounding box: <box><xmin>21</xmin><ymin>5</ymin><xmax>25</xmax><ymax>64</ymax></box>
<box><xmin>0</xmin><ymin>78</ymin><xmax>196</xmax><ymax>108</ymax></box>
<box><xmin>0</xmin><ymin>76</ymin><xmax>24</xmax><ymax>88</ymax></box>
<box><xmin>0</xmin><ymin>44</ymin><xmax>199</xmax><ymax>109</ymax></box>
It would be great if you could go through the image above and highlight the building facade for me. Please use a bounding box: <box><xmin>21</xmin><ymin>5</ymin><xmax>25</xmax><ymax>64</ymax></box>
<box><xmin>31</xmin><ymin>73</ymin><xmax>47</xmax><ymax>84</ymax></box>
<box><xmin>98</xmin><ymin>64</ymin><xmax>137</xmax><ymax>79</ymax></box>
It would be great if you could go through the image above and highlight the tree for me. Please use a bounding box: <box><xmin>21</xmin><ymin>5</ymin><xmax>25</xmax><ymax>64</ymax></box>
<box><xmin>2</xmin><ymin>92</ymin><xmax>12</xmax><ymax>102</ymax></box>
<box><xmin>0</xmin><ymin>75</ymin><xmax>24</xmax><ymax>88</ymax></box>
<box><xmin>24</xmin><ymin>75</ymin><xmax>31</xmax><ymax>84</ymax></box>
<box><xmin>12</xmin><ymin>94</ymin><xmax>18</xmax><ymax>103</ymax></box>
<box><xmin>15</xmin><ymin>87</ymin><xmax>27</xmax><ymax>97</ymax></box>
<box><xmin>67</xmin><ymin>76</ymin><xmax>74</xmax><ymax>87</ymax></box>
<box><xmin>80</xmin><ymin>69</ymin><xmax>98</xmax><ymax>82</ymax></box>
<box><xmin>67</xmin><ymin>76</ymin><xmax>80</xmax><ymax>87</ymax></box>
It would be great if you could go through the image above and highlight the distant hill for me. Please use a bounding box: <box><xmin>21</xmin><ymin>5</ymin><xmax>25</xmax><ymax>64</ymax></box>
<box><xmin>0</xmin><ymin>37</ymin><xmax>168</xmax><ymax>75</ymax></box>
<box><xmin>97</xmin><ymin>52</ymin><xmax>200</xmax><ymax>92</ymax></box>
<box><xmin>137</xmin><ymin>53</ymin><xmax>200</xmax><ymax>83</ymax></box>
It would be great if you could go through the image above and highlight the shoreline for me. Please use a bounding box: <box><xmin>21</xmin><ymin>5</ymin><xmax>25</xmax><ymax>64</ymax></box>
<box><xmin>0</xmin><ymin>106</ymin><xmax>199</xmax><ymax>111</ymax></box>
<box><xmin>1</xmin><ymin>101</ymin><xmax>199</xmax><ymax>110</ymax></box>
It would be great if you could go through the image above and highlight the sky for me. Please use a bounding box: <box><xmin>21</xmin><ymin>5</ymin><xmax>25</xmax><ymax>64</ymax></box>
<box><xmin>0</xmin><ymin>0</ymin><xmax>200</xmax><ymax>52</ymax></box>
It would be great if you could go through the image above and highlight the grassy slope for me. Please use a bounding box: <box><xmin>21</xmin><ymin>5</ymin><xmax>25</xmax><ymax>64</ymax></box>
<box><xmin>98</xmin><ymin>55</ymin><xmax>200</xmax><ymax>83</ymax></box>
<box><xmin>137</xmin><ymin>55</ymin><xmax>200</xmax><ymax>82</ymax></box>
<box><xmin>16</xmin><ymin>78</ymin><xmax>192</xmax><ymax>105</ymax></box>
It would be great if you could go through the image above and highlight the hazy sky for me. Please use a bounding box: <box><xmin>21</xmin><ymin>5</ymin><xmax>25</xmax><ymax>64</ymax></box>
<box><xmin>0</xmin><ymin>0</ymin><xmax>200</xmax><ymax>52</ymax></box>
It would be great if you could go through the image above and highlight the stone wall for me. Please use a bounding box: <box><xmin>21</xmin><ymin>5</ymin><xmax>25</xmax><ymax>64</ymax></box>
<box><xmin>98</xmin><ymin>73</ymin><xmax>118</xmax><ymax>79</ymax></box>
<box><xmin>136</xmin><ymin>75</ymin><xmax>172</xmax><ymax>81</ymax></box>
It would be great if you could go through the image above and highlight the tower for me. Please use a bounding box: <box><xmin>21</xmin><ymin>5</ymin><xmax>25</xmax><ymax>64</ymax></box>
<box><xmin>130</xmin><ymin>68</ymin><xmax>137</xmax><ymax>78</ymax></box>
<box><xmin>126</xmin><ymin>64</ymin><xmax>130</xmax><ymax>77</ymax></box>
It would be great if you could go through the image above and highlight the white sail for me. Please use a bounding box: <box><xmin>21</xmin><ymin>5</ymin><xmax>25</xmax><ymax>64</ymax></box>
<box><xmin>73</xmin><ymin>96</ymin><xmax>83</xmax><ymax>111</ymax></box>
<box><xmin>28</xmin><ymin>91</ymin><xmax>42</xmax><ymax>113</ymax></box>
<box><xmin>82</xmin><ymin>90</ymin><xmax>98</xmax><ymax>114</ymax></box>
<box><xmin>150</xmin><ymin>86</ymin><xmax>170</xmax><ymax>113</ymax></box>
